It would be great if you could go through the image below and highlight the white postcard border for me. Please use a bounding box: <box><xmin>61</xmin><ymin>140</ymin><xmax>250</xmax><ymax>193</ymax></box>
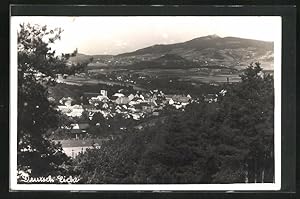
<box><xmin>9</xmin><ymin>16</ymin><xmax>282</xmax><ymax>191</ymax></box>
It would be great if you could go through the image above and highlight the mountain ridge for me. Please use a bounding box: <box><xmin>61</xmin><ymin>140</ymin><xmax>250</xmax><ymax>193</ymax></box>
<box><xmin>116</xmin><ymin>35</ymin><xmax>273</xmax><ymax>57</ymax></box>
<box><xmin>70</xmin><ymin>35</ymin><xmax>274</xmax><ymax>70</ymax></box>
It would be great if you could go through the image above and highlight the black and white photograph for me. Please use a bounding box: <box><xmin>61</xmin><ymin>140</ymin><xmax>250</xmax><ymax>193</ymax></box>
<box><xmin>10</xmin><ymin>15</ymin><xmax>282</xmax><ymax>191</ymax></box>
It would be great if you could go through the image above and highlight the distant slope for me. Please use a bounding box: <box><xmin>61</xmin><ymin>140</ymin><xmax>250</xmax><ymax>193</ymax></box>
<box><xmin>123</xmin><ymin>54</ymin><xmax>197</xmax><ymax>69</ymax></box>
<box><xmin>69</xmin><ymin>53</ymin><xmax>114</xmax><ymax>69</ymax></box>
<box><xmin>121</xmin><ymin>53</ymin><xmax>236</xmax><ymax>71</ymax></box>
<box><xmin>71</xmin><ymin>35</ymin><xmax>274</xmax><ymax>70</ymax></box>
<box><xmin>116</xmin><ymin>35</ymin><xmax>274</xmax><ymax>70</ymax></box>
<box><xmin>118</xmin><ymin>35</ymin><xmax>272</xmax><ymax>56</ymax></box>
<box><xmin>68</xmin><ymin>53</ymin><xmax>92</xmax><ymax>64</ymax></box>
<box><xmin>69</xmin><ymin>53</ymin><xmax>113</xmax><ymax>64</ymax></box>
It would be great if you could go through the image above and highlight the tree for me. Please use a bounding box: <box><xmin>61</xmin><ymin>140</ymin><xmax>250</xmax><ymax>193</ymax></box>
<box><xmin>212</xmin><ymin>62</ymin><xmax>274</xmax><ymax>183</ymax></box>
<box><xmin>17</xmin><ymin>23</ymin><xmax>87</xmax><ymax>178</ymax></box>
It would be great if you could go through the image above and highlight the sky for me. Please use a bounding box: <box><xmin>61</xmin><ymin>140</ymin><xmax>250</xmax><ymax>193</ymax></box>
<box><xmin>12</xmin><ymin>16</ymin><xmax>281</xmax><ymax>55</ymax></box>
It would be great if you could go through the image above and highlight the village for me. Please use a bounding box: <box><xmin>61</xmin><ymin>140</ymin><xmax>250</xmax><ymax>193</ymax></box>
<box><xmin>57</xmin><ymin>88</ymin><xmax>194</xmax><ymax>120</ymax></box>
<box><xmin>53</xmin><ymin>86</ymin><xmax>197</xmax><ymax>157</ymax></box>
<box><xmin>53</xmin><ymin>83</ymin><xmax>230</xmax><ymax>158</ymax></box>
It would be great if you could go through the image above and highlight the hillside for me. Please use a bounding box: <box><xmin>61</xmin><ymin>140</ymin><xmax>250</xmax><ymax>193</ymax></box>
<box><xmin>69</xmin><ymin>53</ymin><xmax>113</xmax><ymax>65</ymax></box>
<box><xmin>116</xmin><ymin>35</ymin><xmax>274</xmax><ymax>70</ymax></box>
<box><xmin>123</xmin><ymin>54</ymin><xmax>198</xmax><ymax>69</ymax></box>
<box><xmin>69</xmin><ymin>35</ymin><xmax>274</xmax><ymax>70</ymax></box>
<box><xmin>68</xmin><ymin>53</ymin><xmax>92</xmax><ymax>64</ymax></box>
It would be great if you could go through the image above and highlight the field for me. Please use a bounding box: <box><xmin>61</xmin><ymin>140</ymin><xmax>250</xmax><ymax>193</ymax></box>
<box><xmin>88</xmin><ymin>67</ymin><xmax>241</xmax><ymax>84</ymax></box>
<box><xmin>130</xmin><ymin>68</ymin><xmax>241</xmax><ymax>83</ymax></box>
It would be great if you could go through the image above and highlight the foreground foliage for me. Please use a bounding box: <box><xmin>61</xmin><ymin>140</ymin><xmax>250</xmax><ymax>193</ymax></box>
<box><xmin>17</xmin><ymin>23</ymin><xmax>87</xmax><ymax>178</ymax></box>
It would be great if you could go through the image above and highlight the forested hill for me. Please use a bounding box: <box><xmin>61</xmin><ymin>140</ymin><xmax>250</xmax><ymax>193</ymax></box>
<box><xmin>116</xmin><ymin>35</ymin><xmax>274</xmax><ymax>70</ymax></box>
<box><xmin>122</xmin><ymin>53</ymin><xmax>198</xmax><ymax>69</ymax></box>
<box><xmin>68</xmin><ymin>35</ymin><xmax>274</xmax><ymax>70</ymax></box>
<box><xmin>118</xmin><ymin>35</ymin><xmax>272</xmax><ymax>57</ymax></box>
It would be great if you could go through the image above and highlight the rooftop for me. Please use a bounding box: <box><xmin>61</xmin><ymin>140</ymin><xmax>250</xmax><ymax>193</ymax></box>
<box><xmin>54</xmin><ymin>138</ymin><xmax>109</xmax><ymax>148</ymax></box>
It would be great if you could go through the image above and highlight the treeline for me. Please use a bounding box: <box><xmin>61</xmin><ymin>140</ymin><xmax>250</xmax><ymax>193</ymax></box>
<box><xmin>73</xmin><ymin>63</ymin><xmax>274</xmax><ymax>184</ymax></box>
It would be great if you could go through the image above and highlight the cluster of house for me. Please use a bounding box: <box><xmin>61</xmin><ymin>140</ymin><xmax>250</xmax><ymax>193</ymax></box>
<box><xmin>56</xmin><ymin>87</ymin><xmax>229</xmax><ymax>123</ymax></box>
<box><xmin>55</xmin><ymin>87</ymin><xmax>229</xmax><ymax>142</ymax></box>
<box><xmin>104</xmin><ymin>72</ymin><xmax>149</xmax><ymax>85</ymax></box>
<box><xmin>165</xmin><ymin>94</ymin><xmax>192</xmax><ymax>109</ymax></box>
<box><xmin>57</xmin><ymin>89</ymin><xmax>194</xmax><ymax>122</ymax></box>
<box><xmin>57</xmin><ymin>97</ymin><xmax>84</xmax><ymax>117</ymax></box>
